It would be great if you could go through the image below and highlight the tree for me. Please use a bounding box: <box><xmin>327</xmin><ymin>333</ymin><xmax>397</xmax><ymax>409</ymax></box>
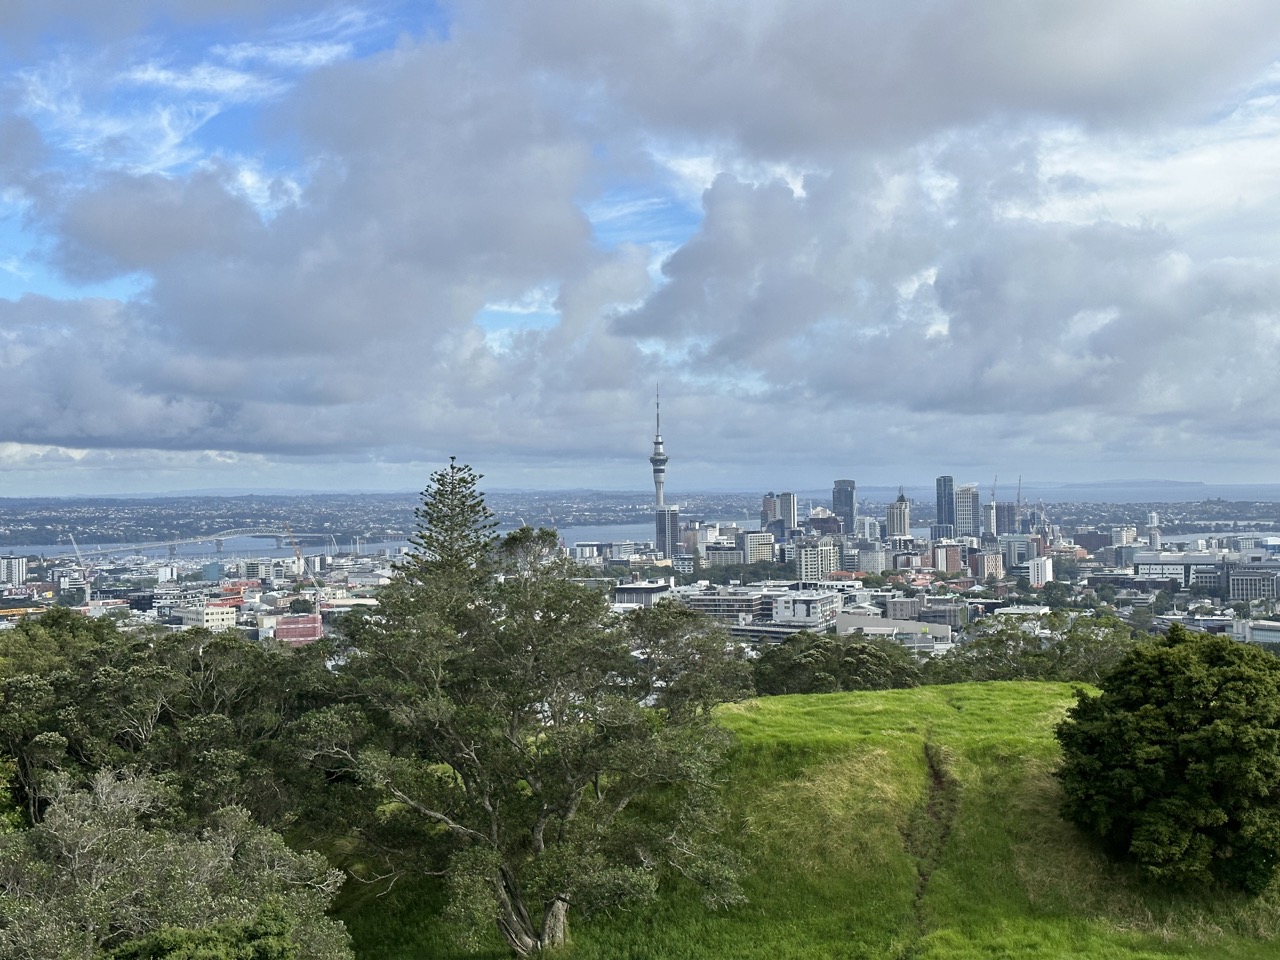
<box><xmin>107</xmin><ymin>906</ymin><xmax>298</xmax><ymax>959</ymax></box>
<box><xmin>308</xmin><ymin>463</ymin><xmax>751</xmax><ymax>955</ymax></box>
<box><xmin>0</xmin><ymin>771</ymin><xmax>349</xmax><ymax>959</ymax></box>
<box><xmin>1056</xmin><ymin>624</ymin><xmax>1280</xmax><ymax>894</ymax></box>
<box><xmin>925</xmin><ymin>612</ymin><xmax>1140</xmax><ymax>685</ymax></box>
<box><xmin>0</xmin><ymin>614</ymin><xmax>338</xmax><ymax>828</ymax></box>
<box><xmin>1040</xmin><ymin>580</ymin><xmax>1075</xmax><ymax>609</ymax></box>
<box><xmin>751</xmin><ymin>631</ymin><xmax>921</xmax><ymax>696</ymax></box>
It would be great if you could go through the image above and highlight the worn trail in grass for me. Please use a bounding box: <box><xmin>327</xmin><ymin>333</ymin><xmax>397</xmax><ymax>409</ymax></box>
<box><xmin>337</xmin><ymin>682</ymin><xmax>1280</xmax><ymax>959</ymax></box>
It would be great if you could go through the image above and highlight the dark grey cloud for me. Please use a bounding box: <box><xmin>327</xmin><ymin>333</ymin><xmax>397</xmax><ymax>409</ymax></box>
<box><xmin>499</xmin><ymin>0</ymin><xmax>1280</xmax><ymax>156</ymax></box>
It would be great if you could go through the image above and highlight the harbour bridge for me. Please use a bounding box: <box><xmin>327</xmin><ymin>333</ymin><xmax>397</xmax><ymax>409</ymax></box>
<box><xmin>51</xmin><ymin>528</ymin><xmax>353</xmax><ymax>561</ymax></box>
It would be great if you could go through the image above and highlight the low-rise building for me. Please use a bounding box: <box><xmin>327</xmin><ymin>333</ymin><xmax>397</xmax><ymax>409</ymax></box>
<box><xmin>177</xmin><ymin>604</ymin><xmax>239</xmax><ymax>631</ymax></box>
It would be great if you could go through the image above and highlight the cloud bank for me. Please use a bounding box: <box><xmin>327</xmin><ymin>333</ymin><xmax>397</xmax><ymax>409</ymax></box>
<box><xmin>2</xmin><ymin>0</ymin><xmax>1280</xmax><ymax>493</ymax></box>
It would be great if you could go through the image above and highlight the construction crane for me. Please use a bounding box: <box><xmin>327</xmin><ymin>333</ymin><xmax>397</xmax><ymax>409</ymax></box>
<box><xmin>283</xmin><ymin>523</ymin><xmax>320</xmax><ymax>599</ymax></box>
<box><xmin>68</xmin><ymin>532</ymin><xmax>94</xmax><ymax>603</ymax></box>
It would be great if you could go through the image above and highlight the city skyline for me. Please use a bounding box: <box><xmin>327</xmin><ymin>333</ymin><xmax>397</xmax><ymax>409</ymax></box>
<box><xmin>4</xmin><ymin>3</ymin><xmax>1280</xmax><ymax>496</ymax></box>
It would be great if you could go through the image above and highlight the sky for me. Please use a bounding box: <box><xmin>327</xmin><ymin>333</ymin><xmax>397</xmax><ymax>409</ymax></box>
<box><xmin>3</xmin><ymin>1</ymin><xmax>1280</xmax><ymax>496</ymax></box>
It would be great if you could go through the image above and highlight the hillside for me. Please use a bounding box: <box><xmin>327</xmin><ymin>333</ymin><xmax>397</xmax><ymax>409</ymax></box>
<box><xmin>338</xmin><ymin>682</ymin><xmax>1280</xmax><ymax>959</ymax></box>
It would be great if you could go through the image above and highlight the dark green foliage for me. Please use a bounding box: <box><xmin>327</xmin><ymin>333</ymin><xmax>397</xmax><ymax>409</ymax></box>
<box><xmin>1056</xmin><ymin>624</ymin><xmax>1280</xmax><ymax>894</ymax></box>
<box><xmin>309</xmin><ymin>463</ymin><xmax>751</xmax><ymax>956</ymax></box>
<box><xmin>398</xmin><ymin>457</ymin><xmax>497</xmax><ymax>629</ymax></box>
<box><xmin>0</xmin><ymin>772</ymin><xmax>348</xmax><ymax>959</ymax></box>
<box><xmin>1040</xmin><ymin>580</ymin><xmax>1075</xmax><ymax>609</ymax></box>
<box><xmin>106</xmin><ymin>905</ymin><xmax>297</xmax><ymax>959</ymax></box>
<box><xmin>751</xmin><ymin>631</ymin><xmax>921</xmax><ymax>696</ymax></box>
<box><xmin>926</xmin><ymin>611</ymin><xmax>1141</xmax><ymax>685</ymax></box>
<box><xmin>0</xmin><ymin>617</ymin><xmax>338</xmax><ymax>827</ymax></box>
<box><xmin>0</xmin><ymin>606</ymin><xmax>118</xmax><ymax>679</ymax></box>
<box><xmin>679</xmin><ymin>559</ymin><xmax>795</xmax><ymax>587</ymax></box>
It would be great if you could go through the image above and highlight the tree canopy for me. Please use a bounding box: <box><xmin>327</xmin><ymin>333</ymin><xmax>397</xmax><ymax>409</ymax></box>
<box><xmin>1056</xmin><ymin>624</ymin><xmax>1280</xmax><ymax>894</ymax></box>
<box><xmin>751</xmin><ymin>631</ymin><xmax>921</xmax><ymax>696</ymax></box>
<box><xmin>305</xmin><ymin>462</ymin><xmax>752</xmax><ymax>955</ymax></box>
<box><xmin>924</xmin><ymin>611</ymin><xmax>1140</xmax><ymax>685</ymax></box>
<box><xmin>0</xmin><ymin>771</ymin><xmax>347</xmax><ymax>960</ymax></box>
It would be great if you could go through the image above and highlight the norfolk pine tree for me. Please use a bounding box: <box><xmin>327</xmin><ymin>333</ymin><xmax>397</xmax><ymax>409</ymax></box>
<box><xmin>310</xmin><ymin>461</ymin><xmax>750</xmax><ymax>955</ymax></box>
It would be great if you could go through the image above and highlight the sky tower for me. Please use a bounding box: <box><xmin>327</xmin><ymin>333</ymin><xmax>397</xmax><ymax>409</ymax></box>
<box><xmin>649</xmin><ymin>389</ymin><xmax>679</xmax><ymax>558</ymax></box>
<box><xmin>649</xmin><ymin>388</ymin><xmax>668</xmax><ymax>507</ymax></box>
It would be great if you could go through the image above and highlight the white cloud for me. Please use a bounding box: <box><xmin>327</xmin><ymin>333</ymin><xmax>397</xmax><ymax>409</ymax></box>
<box><xmin>124</xmin><ymin>61</ymin><xmax>282</xmax><ymax>100</ymax></box>
<box><xmin>4</xmin><ymin>1</ymin><xmax>1280</xmax><ymax>492</ymax></box>
<box><xmin>214</xmin><ymin>40</ymin><xmax>353</xmax><ymax>70</ymax></box>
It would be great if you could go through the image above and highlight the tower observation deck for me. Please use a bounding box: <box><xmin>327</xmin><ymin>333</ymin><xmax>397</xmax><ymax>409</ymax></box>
<box><xmin>649</xmin><ymin>390</ymin><xmax>668</xmax><ymax>507</ymax></box>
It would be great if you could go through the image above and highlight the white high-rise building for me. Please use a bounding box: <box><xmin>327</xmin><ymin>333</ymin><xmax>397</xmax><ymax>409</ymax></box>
<box><xmin>1027</xmin><ymin>555</ymin><xmax>1054</xmax><ymax>588</ymax></box>
<box><xmin>955</xmin><ymin>484</ymin><xmax>981</xmax><ymax>537</ymax></box>
<box><xmin>0</xmin><ymin>556</ymin><xmax>28</xmax><ymax>586</ymax></box>
<box><xmin>794</xmin><ymin>536</ymin><xmax>839</xmax><ymax>580</ymax></box>
<box><xmin>736</xmin><ymin>531</ymin><xmax>776</xmax><ymax>563</ymax></box>
<box><xmin>886</xmin><ymin>490</ymin><xmax>911</xmax><ymax>538</ymax></box>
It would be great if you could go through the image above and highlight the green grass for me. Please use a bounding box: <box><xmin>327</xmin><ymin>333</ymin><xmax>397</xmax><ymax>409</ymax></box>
<box><xmin>334</xmin><ymin>682</ymin><xmax>1280</xmax><ymax>958</ymax></box>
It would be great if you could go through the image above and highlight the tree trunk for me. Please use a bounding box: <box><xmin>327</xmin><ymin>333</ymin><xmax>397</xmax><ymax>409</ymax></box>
<box><xmin>494</xmin><ymin>880</ymin><xmax>570</xmax><ymax>957</ymax></box>
<box><xmin>537</xmin><ymin>899</ymin><xmax>569</xmax><ymax>952</ymax></box>
<box><xmin>495</xmin><ymin>872</ymin><xmax>539</xmax><ymax>957</ymax></box>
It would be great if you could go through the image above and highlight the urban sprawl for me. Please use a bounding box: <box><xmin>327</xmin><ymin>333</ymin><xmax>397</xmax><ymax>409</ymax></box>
<box><xmin>1</xmin><ymin>407</ymin><xmax>1279</xmax><ymax>652</ymax></box>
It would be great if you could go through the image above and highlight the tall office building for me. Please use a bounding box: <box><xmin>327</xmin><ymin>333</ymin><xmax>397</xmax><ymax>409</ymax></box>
<box><xmin>761</xmin><ymin>491</ymin><xmax>779</xmax><ymax>529</ymax></box>
<box><xmin>778</xmin><ymin>492</ymin><xmax>799</xmax><ymax>530</ymax></box>
<box><xmin>935</xmin><ymin>476</ymin><xmax>955</xmax><ymax>530</ymax></box>
<box><xmin>995</xmin><ymin>502</ymin><xmax>1017</xmax><ymax>538</ymax></box>
<box><xmin>983</xmin><ymin>500</ymin><xmax>998</xmax><ymax>538</ymax></box>
<box><xmin>955</xmin><ymin>484</ymin><xmax>981</xmax><ymax>537</ymax></box>
<box><xmin>650</xmin><ymin>394</ymin><xmax>679</xmax><ymax>558</ymax></box>
<box><xmin>656</xmin><ymin>506</ymin><xmax>680</xmax><ymax>560</ymax></box>
<box><xmin>832</xmin><ymin>479</ymin><xmax>856</xmax><ymax>533</ymax></box>
<box><xmin>886</xmin><ymin>489</ymin><xmax>911</xmax><ymax>538</ymax></box>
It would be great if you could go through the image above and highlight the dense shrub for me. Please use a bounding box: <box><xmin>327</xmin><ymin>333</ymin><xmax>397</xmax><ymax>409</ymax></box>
<box><xmin>1056</xmin><ymin>624</ymin><xmax>1280</xmax><ymax>894</ymax></box>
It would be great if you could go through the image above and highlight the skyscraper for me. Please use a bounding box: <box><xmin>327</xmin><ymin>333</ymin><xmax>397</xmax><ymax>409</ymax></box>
<box><xmin>761</xmin><ymin>491</ymin><xmax>780</xmax><ymax>529</ymax></box>
<box><xmin>832</xmin><ymin>479</ymin><xmax>856</xmax><ymax>533</ymax></box>
<box><xmin>778</xmin><ymin>492</ymin><xmax>799</xmax><ymax>531</ymax></box>
<box><xmin>656</xmin><ymin>505</ymin><xmax>680</xmax><ymax>560</ymax></box>
<box><xmin>955</xmin><ymin>484</ymin><xmax>981</xmax><ymax>537</ymax></box>
<box><xmin>886</xmin><ymin>489</ymin><xmax>911</xmax><ymax>538</ymax></box>
<box><xmin>650</xmin><ymin>392</ymin><xmax>678</xmax><ymax>558</ymax></box>
<box><xmin>995</xmin><ymin>502</ymin><xmax>1017</xmax><ymax>537</ymax></box>
<box><xmin>935</xmin><ymin>476</ymin><xmax>955</xmax><ymax>530</ymax></box>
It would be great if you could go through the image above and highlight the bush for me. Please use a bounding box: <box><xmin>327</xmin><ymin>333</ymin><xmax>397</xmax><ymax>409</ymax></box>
<box><xmin>1055</xmin><ymin>624</ymin><xmax>1280</xmax><ymax>894</ymax></box>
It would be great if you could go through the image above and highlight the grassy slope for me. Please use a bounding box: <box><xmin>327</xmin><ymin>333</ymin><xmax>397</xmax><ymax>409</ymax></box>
<box><xmin>337</xmin><ymin>682</ymin><xmax>1280</xmax><ymax>959</ymax></box>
